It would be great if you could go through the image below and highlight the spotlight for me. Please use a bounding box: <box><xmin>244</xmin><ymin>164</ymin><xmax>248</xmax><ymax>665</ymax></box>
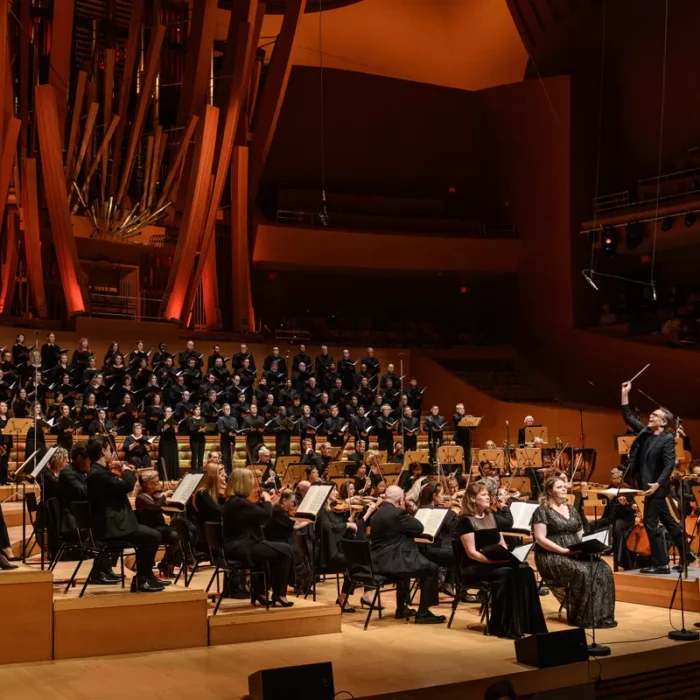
<box><xmin>602</xmin><ymin>227</ymin><xmax>618</xmax><ymax>255</ymax></box>
<box><xmin>582</xmin><ymin>269</ymin><xmax>599</xmax><ymax>291</ymax></box>
<box><xmin>684</xmin><ymin>213</ymin><xmax>696</xmax><ymax>227</ymax></box>
<box><xmin>661</xmin><ymin>217</ymin><xmax>674</xmax><ymax>232</ymax></box>
<box><xmin>626</xmin><ymin>222</ymin><xmax>644</xmax><ymax>250</ymax></box>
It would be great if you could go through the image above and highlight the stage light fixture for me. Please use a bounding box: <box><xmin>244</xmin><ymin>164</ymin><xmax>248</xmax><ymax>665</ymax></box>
<box><xmin>684</xmin><ymin>213</ymin><xmax>696</xmax><ymax>227</ymax></box>
<box><xmin>661</xmin><ymin>217</ymin><xmax>674</xmax><ymax>232</ymax></box>
<box><xmin>625</xmin><ymin>222</ymin><xmax>644</xmax><ymax>250</ymax></box>
<box><xmin>602</xmin><ymin>227</ymin><xmax>618</xmax><ymax>255</ymax></box>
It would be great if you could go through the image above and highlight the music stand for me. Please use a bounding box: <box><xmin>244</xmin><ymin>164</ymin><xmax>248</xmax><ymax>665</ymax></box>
<box><xmin>4</xmin><ymin>418</ymin><xmax>33</xmax><ymax>503</ymax></box>
<box><xmin>404</xmin><ymin>450</ymin><xmax>429</xmax><ymax>465</ymax></box>
<box><xmin>525</xmin><ymin>426</ymin><xmax>548</xmax><ymax>444</ymax></box>
<box><xmin>477</xmin><ymin>449</ymin><xmax>505</xmax><ymax>470</ymax></box>
<box><xmin>616</xmin><ymin>435</ymin><xmax>636</xmax><ymax>455</ymax></box>
<box><xmin>438</xmin><ymin>444</ymin><xmax>464</xmax><ymax>465</ymax></box>
<box><xmin>328</xmin><ymin>461</ymin><xmax>347</xmax><ymax>478</ymax></box>
<box><xmin>515</xmin><ymin>448</ymin><xmax>543</xmax><ymax>469</ymax></box>
<box><xmin>459</xmin><ymin>416</ymin><xmax>482</xmax><ymax>428</ymax></box>
<box><xmin>281</xmin><ymin>464</ymin><xmax>305</xmax><ymax>487</ymax></box>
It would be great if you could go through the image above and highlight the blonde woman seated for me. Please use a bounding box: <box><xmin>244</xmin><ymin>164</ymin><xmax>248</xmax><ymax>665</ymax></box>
<box><xmin>532</xmin><ymin>476</ymin><xmax>616</xmax><ymax>628</ymax></box>
<box><xmin>455</xmin><ymin>482</ymin><xmax>547</xmax><ymax>638</ymax></box>
<box><xmin>222</xmin><ymin>468</ymin><xmax>294</xmax><ymax>608</ymax></box>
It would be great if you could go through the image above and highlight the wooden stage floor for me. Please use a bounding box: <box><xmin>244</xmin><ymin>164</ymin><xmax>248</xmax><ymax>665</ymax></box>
<box><xmin>3</xmin><ymin>557</ymin><xmax>700</xmax><ymax>700</ymax></box>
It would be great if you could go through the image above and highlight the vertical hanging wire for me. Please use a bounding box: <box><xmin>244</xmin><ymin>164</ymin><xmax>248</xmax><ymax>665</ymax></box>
<box><xmin>649</xmin><ymin>0</ymin><xmax>670</xmax><ymax>290</ymax></box>
<box><xmin>318</xmin><ymin>0</ymin><xmax>328</xmax><ymax>226</ymax></box>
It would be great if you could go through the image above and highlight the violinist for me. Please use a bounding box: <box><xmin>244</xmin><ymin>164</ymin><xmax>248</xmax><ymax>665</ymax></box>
<box><xmin>317</xmin><ymin>483</ymin><xmax>379</xmax><ymax>612</ymax></box>
<box><xmin>399</xmin><ymin>461</ymin><xmax>423</xmax><ymax>492</ymax></box>
<box><xmin>187</xmin><ymin>461</ymin><xmax>227</xmax><ymax>555</ymax></box>
<box><xmin>353</xmin><ymin>463</ymin><xmax>373</xmax><ymax>497</ymax></box>
<box><xmin>259</xmin><ymin>447</ymin><xmax>281</xmax><ymax>491</ymax></box>
<box><xmin>390</xmin><ymin>441</ymin><xmax>405</xmax><ymax>465</ymax></box>
<box><xmin>345</xmin><ymin>439</ymin><xmax>366</xmax><ymax>476</ymax></box>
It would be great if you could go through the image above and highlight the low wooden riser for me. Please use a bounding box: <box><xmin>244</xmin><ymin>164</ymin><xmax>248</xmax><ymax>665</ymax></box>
<box><xmin>614</xmin><ymin>570</ymin><xmax>700</xmax><ymax>611</ymax></box>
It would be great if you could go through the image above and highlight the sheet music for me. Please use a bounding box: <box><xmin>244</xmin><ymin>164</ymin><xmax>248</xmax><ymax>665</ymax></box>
<box><xmin>595</xmin><ymin>488</ymin><xmax>639</xmax><ymax>498</ymax></box>
<box><xmin>581</xmin><ymin>529</ymin><xmax>609</xmax><ymax>546</ymax></box>
<box><xmin>414</xmin><ymin>508</ymin><xmax>449</xmax><ymax>540</ymax></box>
<box><xmin>296</xmin><ymin>483</ymin><xmax>334</xmax><ymax>520</ymax></box>
<box><xmin>30</xmin><ymin>446</ymin><xmax>58</xmax><ymax>479</ymax></box>
<box><xmin>509</xmin><ymin>501</ymin><xmax>539</xmax><ymax>532</ymax></box>
<box><xmin>168</xmin><ymin>472</ymin><xmax>203</xmax><ymax>505</ymax></box>
<box><xmin>512</xmin><ymin>543</ymin><xmax>533</xmax><ymax>562</ymax></box>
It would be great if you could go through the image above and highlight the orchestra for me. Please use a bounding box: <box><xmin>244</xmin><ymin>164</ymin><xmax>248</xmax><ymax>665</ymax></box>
<box><xmin>2</xmin><ymin>335</ymin><xmax>700</xmax><ymax>648</ymax></box>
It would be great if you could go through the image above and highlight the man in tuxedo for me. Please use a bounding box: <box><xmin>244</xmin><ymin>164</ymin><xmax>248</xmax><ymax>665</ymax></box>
<box><xmin>361</xmin><ymin>347</ymin><xmax>380</xmax><ymax>383</ymax></box>
<box><xmin>314</xmin><ymin>346</ymin><xmax>333</xmax><ymax>387</ymax></box>
<box><xmin>292</xmin><ymin>345</ymin><xmax>312</xmax><ymax>373</ymax></box>
<box><xmin>86</xmin><ymin>436</ymin><xmax>164</xmax><ymax>592</ymax></box>
<box><xmin>621</xmin><ymin>381</ymin><xmax>691</xmax><ymax>574</ymax></box>
<box><xmin>368</xmin><ymin>485</ymin><xmax>445</xmax><ymax>624</ymax></box>
<box><xmin>233</xmin><ymin>343</ymin><xmax>256</xmax><ymax>374</ymax></box>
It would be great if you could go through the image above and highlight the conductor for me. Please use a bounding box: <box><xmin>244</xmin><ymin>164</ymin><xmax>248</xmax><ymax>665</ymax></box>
<box><xmin>621</xmin><ymin>381</ymin><xmax>692</xmax><ymax>574</ymax></box>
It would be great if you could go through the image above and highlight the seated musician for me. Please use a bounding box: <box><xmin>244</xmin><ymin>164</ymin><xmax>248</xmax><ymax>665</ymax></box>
<box><xmin>222</xmin><ymin>468</ymin><xmax>293</xmax><ymax>607</ymax></box>
<box><xmin>390</xmin><ymin>441</ymin><xmax>405</xmax><ymax>465</ymax></box>
<box><xmin>353</xmin><ymin>463</ymin><xmax>373</xmax><ymax>496</ymax></box>
<box><xmin>368</xmin><ymin>485</ymin><xmax>446</xmax><ymax>624</ymax></box>
<box><xmin>258</xmin><ymin>447</ymin><xmax>281</xmax><ymax>491</ymax></box>
<box><xmin>317</xmin><ymin>483</ymin><xmax>378</xmax><ymax>612</ymax></box>
<box><xmin>518</xmin><ymin>415</ymin><xmax>535</xmax><ymax>446</ymax></box>
<box><xmin>264</xmin><ymin>488</ymin><xmax>313</xmax><ymax>595</ymax></box>
<box><xmin>532</xmin><ymin>476</ymin><xmax>616</xmax><ymax>628</ymax></box>
<box><xmin>294</xmin><ymin>480</ymin><xmax>310</xmax><ymax>507</ymax></box>
<box><xmin>301</xmin><ymin>440</ymin><xmax>334</xmax><ymax>479</ymax></box>
<box><xmin>187</xmin><ymin>460</ymin><xmax>227</xmax><ymax>554</ymax></box>
<box><xmin>122</xmin><ymin>422</ymin><xmax>153</xmax><ymax>470</ymax></box>
<box><xmin>399</xmin><ymin>461</ymin><xmax>423</xmax><ymax>492</ymax></box>
<box><xmin>455</xmin><ymin>482</ymin><xmax>547</xmax><ymax>638</ymax></box>
<box><xmin>478</xmin><ymin>476</ymin><xmax>514</xmax><ymax>532</ymax></box>
<box><xmin>135</xmin><ymin>470</ymin><xmax>182</xmax><ymax>579</ymax></box>
<box><xmin>345</xmin><ymin>439</ymin><xmax>366</xmax><ymax>476</ymax></box>
<box><xmin>86</xmin><ymin>436</ymin><xmax>164</xmax><ymax>592</ymax></box>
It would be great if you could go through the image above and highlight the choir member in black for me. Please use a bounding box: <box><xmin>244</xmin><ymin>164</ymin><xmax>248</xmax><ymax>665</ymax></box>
<box><xmin>25</xmin><ymin>350</ymin><xmax>44</xmax><ymax>387</ymax></box>
<box><xmin>453</xmin><ymin>403</ymin><xmax>473</xmax><ymax>471</ymax></box>
<box><xmin>271</xmin><ymin>406</ymin><xmax>292</xmax><ymax>457</ymax></box>
<box><xmin>423</xmin><ymin>405</ymin><xmax>447</xmax><ymax>465</ymax></box>
<box><xmin>178</xmin><ymin>340</ymin><xmax>203</xmax><ymax>370</ymax></box>
<box><xmin>152</xmin><ymin>343</ymin><xmax>172</xmax><ymax>369</ymax></box>
<box><xmin>621</xmin><ymin>380</ymin><xmax>687</xmax><ymax>573</ymax></box>
<box><xmin>375</xmin><ymin>405</ymin><xmax>396</xmax><ymax>457</ymax></box>
<box><xmin>278</xmin><ymin>379</ymin><xmax>297</xmax><ymax>407</ymax></box>
<box><xmin>122</xmin><ymin>422</ymin><xmax>153</xmax><ymax>470</ymax></box>
<box><xmin>401</xmin><ymin>406</ymin><xmax>420</xmax><ymax>452</ymax></box>
<box><xmin>242</xmin><ymin>404</ymin><xmax>265</xmax><ymax>462</ymax></box>
<box><xmin>41</xmin><ymin>332</ymin><xmax>61</xmax><ymax>369</ymax></box>
<box><xmin>233</xmin><ymin>343</ymin><xmax>256</xmax><ymax>374</ymax></box>
<box><xmin>264</xmin><ymin>362</ymin><xmax>286</xmax><ymax>395</ymax></box>
<box><xmin>207</xmin><ymin>344</ymin><xmax>225</xmax><ymax>371</ymax></box>
<box><xmin>298</xmin><ymin>404</ymin><xmax>319</xmax><ymax>449</ymax></box>
<box><xmin>222</xmin><ymin>468</ymin><xmax>294</xmax><ymax>606</ymax></box>
<box><xmin>254</xmin><ymin>378</ymin><xmax>270</xmax><ymax>406</ymax></box>
<box><xmin>292</xmin><ymin>362</ymin><xmax>312</xmax><ymax>395</ymax></box>
<box><xmin>11</xmin><ymin>333</ymin><xmax>33</xmax><ymax>367</ymax></box>
<box><xmin>329</xmin><ymin>378</ymin><xmax>346</xmax><ymax>408</ymax></box>
<box><xmin>11</xmin><ymin>388</ymin><xmax>30</xmax><ymax>418</ymax></box>
<box><xmin>211</xmin><ymin>357</ymin><xmax>231</xmax><ymax>385</ymax></box>
<box><xmin>456</xmin><ymin>482</ymin><xmax>547</xmax><ymax>637</ymax></box>
<box><xmin>158</xmin><ymin>406</ymin><xmax>181</xmax><ymax>481</ymax></box>
<box><xmin>361</xmin><ymin>347</ymin><xmax>380</xmax><ymax>385</ymax></box>
<box><xmin>337</xmin><ymin>349</ymin><xmax>357</xmax><ymax>391</ymax></box>
<box><xmin>323</xmin><ymin>405</ymin><xmax>346</xmax><ymax>447</ymax></box>
<box><xmin>25</xmin><ymin>402</ymin><xmax>48</xmax><ymax>463</ymax></box>
<box><xmin>115</xmin><ymin>394</ymin><xmax>137</xmax><ymax>435</ymax></box>
<box><xmin>201</xmin><ymin>389</ymin><xmax>221</xmax><ymax>426</ymax></box>
<box><xmin>182</xmin><ymin>356</ymin><xmax>202</xmax><ymax>395</ymax></box>
<box><xmin>381</xmin><ymin>363</ymin><xmax>400</xmax><ymax>391</ymax></box>
<box><xmin>103</xmin><ymin>341</ymin><xmax>120</xmax><ymax>368</ymax></box>
<box><xmin>238</xmin><ymin>358</ymin><xmax>256</xmax><ymax>391</ymax></box>
<box><xmin>229</xmin><ymin>374</ymin><xmax>248</xmax><ymax>405</ymax></box>
<box><xmin>288</xmin><ymin>395</ymin><xmax>303</xmax><ymax>420</ymax></box>
<box><xmin>263</xmin><ymin>346</ymin><xmax>287</xmax><ymax>377</ymax></box>
<box><xmin>381</xmin><ymin>379</ymin><xmax>399</xmax><ymax>408</ymax></box>
<box><xmin>187</xmin><ymin>461</ymin><xmax>227</xmax><ymax>554</ymax></box>
<box><xmin>260</xmin><ymin>393</ymin><xmax>277</xmax><ymax>420</ymax></box>
<box><xmin>517</xmin><ymin>415</ymin><xmax>535</xmax><ymax>447</ymax></box>
<box><xmin>217</xmin><ymin>403</ymin><xmax>238</xmax><ymax>475</ymax></box>
<box><xmin>88</xmin><ymin>407</ymin><xmax>116</xmax><ymax>442</ymax></box>
<box><xmin>199</xmin><ymin>372</ymin><xmax>222</xmax><ymax>400</ymax></box>
<box><xmin>323</xmin><ymin>363</ymin><xmax>339</xmax><ymax>392</ymax></box>
<box><xmin>135</xmin><ymin>471</ymin><xmax>182</xmax><ymax>578</ymax></box>
<box><xmin>317</xmin><ymin>484</ymin><xmax>379</xmax><ymax>611</ymax></box>
<box><xmin>78</xmin><ymin>394</ymin><xmax>98</xmax><ymax>434</ymax></box>
<box><xmin>71</xmin><ymin>337</ymin><xmax>92</xmax><ymax>382</ymax></box>
<box><xmin>347</xmin><ymin>407</ymin><xmax>369</xmax><ymax>443</ymax></box>
<box><xmin>264</xmin><ymin>488</ymin><xmax>313</xmax><ymax>593</ymax></box>
<box><xmin>187</xmin><ymin>405</ymin><xmax>207</xmax><ymax>472</ymax></box>
<box><xmin>143</xmin><ymin>392</ymin><xmax>164</xmax><ymax>436</ymax></box>
<box><xmin>302</xmin><ymin>377</ymin><xmax>322</xmax><ymax>410</ymax></box>
<box><xmin>292</xmin><ymin>345</ymin><xmax>311</xmax><ymax>373</ymax></box>
<box><xmin>175</xmin><ymin>390</ymin><xmax>194</xmax><ymax>423</ymax></box>
<box><xmin>368</xmin><ymin>394</ymin><xmax>384</xmax><ymax>423</ymax></box>
<box><xmin>86</xmin><ymin>436</ymin><xmax>164</xmax><ymax>592</ymax></box>
<box><xmin>231</xmin><ymin>393</ymin><xmax>249</xmax><ymax>422</ymax></box>
<box><xmin>368</xmin><ymin>485</ymin><xmax>445</xmax><ymax>623</ymax></box>
<box><xmin>56</xmin><ymin>404</ymin><xmax>76</xmax><ymax>450</ymax></box>
<box><xmin>315</xmin><ymin>346</ymin><xmax>333</xmax><ymax>387</ymax></box>
<box><xmin>0</xmin><ymin>370</ymin><xmax>15</xmax><ymax>404</ymax></box>
<box><xmin>0</xmin><ymin>401</ymin><xmax>11</xmax><ymax>485</ymax></box>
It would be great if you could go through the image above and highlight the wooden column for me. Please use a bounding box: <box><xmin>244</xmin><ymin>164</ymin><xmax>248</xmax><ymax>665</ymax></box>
<box><xmin>162</xmin><ymin>105</ymin><xmax>219</xmax><ymax>322</ymax></box>
<box><xmin>249</xmin><ymin>0</ymin><xmax>306</xmax><ymax>199</ymax></box>
<box><xmin>48</xmin><ymin>0</ymin><xmax>75</xmax><ymax>139</ymax></box>
<box><xmin>20</xmin><ymin>158</ymin><xmax>47</xmax><ymax>318</ymax></box>
<box><xmin>231</xmin><ymin>145</ymin><xmax>255</xmax><ymax>332</ymax></box>
<box><xmin>35</xmin><ymin>84</ymin><xmax>86</xmax><ymax>316</ymax></box>
<box><xmin>201</xmin><ymin>243</ymin><xmax>220</xmax><ymax>328</ymax></box>
<box><xmin>182</xmin><ymin>14</ymin><xmax>256</xmax><ymax>327</ymax></box>
<box><xmin>0</xmin><ymin>117</ymin><xmax>20</xmax><ymax>236</ymax></box>
<box><xmin>0</xmin><ymin>210</ymin><xmax>18</xmax><ymax>314</ymax></box>
<box><xmin>0</xmin><ymin>0</ymin><xmax>7</xmax><ymax>147</ymax></box>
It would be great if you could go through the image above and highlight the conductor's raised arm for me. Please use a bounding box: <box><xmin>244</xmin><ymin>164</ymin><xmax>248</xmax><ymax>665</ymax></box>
<box><xmin>621</xmin><ymin>381</ymin><xmax>645</xmax><ymax>434</ymax></box>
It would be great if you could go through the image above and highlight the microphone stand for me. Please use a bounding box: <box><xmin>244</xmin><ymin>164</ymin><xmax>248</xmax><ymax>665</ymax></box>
<box><xmin>399</xmin><ymin>353</ymin><xmax>405</xmax><ymax>456</ymax></box>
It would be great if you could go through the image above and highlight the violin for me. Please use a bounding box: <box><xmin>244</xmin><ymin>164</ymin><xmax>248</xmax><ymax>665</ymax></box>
<box><xmin>331</xmin><ymin>499</ymin><xmax>364</xmax><ymax>513</ymax></box>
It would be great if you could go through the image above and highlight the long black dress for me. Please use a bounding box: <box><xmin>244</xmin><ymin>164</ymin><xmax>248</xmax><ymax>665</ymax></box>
<box><xmin>455</xmin><ymin>512</ymin><xmax>547</xmax><ymax>638</ymax></box>
<box><xmin>157</xmin><ymin>419</ymin><xmax>180</xmax><ymax>481</ymax></box>
<box><xmin>532</xmin><ymin>504</ymin><xmax>616</xmax><ymax>628</ymax></box>
<box><xmin>0</xmin><ymin>413</ymin><xmax>12</xmax><ymax>485</ymax></box>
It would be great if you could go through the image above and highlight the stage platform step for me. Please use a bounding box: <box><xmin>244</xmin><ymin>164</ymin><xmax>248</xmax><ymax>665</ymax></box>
<box><xmin>614</xmin><ymin>568</ymin><xmax>700</xmax><ymax>611</ymax></box>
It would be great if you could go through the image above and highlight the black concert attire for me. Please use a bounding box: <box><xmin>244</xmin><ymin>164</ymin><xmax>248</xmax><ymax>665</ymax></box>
<box><xmin>25</xmin><ymin>420</ymin><xmax>47</xmax><ymax>464</ymax></box>
<box><xmin>87</xmin><ymin>464</ymin><xmax>161</xmax><ymax>585</ymax></box>
<box><xmin>314</xmin><ymin>354</ymin><xmax>333</xmax><ymax>387</ymax></box>
<box><xmin>135</xmin><ymin>492</ymin><xmax>182</xmax><ymax>570</ymax></box>
<box><xmin>265</xmin><ymin>506</ymin><xmax>311</xmax><ymax>590</ymax></box>
<box><xmin>144</xmin><ymin>405</ymin><xmax>164</xmax><ymax>437</ymax></box>
<box><xmin>263</xmin><ymin>354</ymin><xmax>287</xmax><ymax>377</ymax></box>
<box><xmin>401</xmin><ymin>416</ymin><xmax>420</xmax><ymax>452</ymax></box>
<box><xmin>187</xmin><ymin>490</ymin><xmax>223</xmax><ymax>554</ymax></box>
<box><xmin>56</xmin><ymin>416</ymin><xmax>75</xmax><ymax>450</ymax></box>
<box><xmin>217</xmin><ymin>414</ymin><xmax>238</xmax><ymax>474</ymax></box>
<box><xmin>158</xmin><ymin>418</ymin><xmax>180</xmax><ymax>481</ymax></box>
<box><xmin>122</xmin><ymin>435</ymin><xmax>153</xmax><ymax>470</ymax></box>
<box><xmin>41</xmin><ymin>342</ymin><xmax>61</xmax><ymax>369</ymax></box>
<box><xmin>222</xmin><ymin>496</ymin><xmax>293</xmax><ymax>599</ymax></box>
<box><xmin>590</xmin><ymin>483</ymin><xmax>637</xmax><ymax>571</ymax></box>
<box><xmin>323</xmin><ymin>415</ymin><xmax>346</xmax><ymax>448</ymax></box>
<box><xmin>178</xmin><ymin>350</ymin><xmax>203</xmax><ymax>370</ymax></box>
<box><xmin>452</xmin><ymin>413</ymin><xmax>472</xmax><ymax>471</ymax></box>
<box><xmin>423</xmin><ymin>413</ymin><xmax>447</xmax><ymax>464</ymax></box>
<box><xmin>0</xmin><ymin>412</ymin><xmax>11</xmax><ymax>484</ymax></box>
<box><xmin>242</xmin><ymin>415</ymin><xmax>265</xmax><ymax>461</ymax></box>
<box><xmin>292</xmin><ymin>353</ymin><xmax>312</xmax><ymax>373</ymax></box>
<box><xmin>369</xmin><ymin>504</ymin><xmax>439</xmax><ymax>616</ymax></box>
<box><xmin>623</xmin><ymin>404</ymin><xmax>685</xmax><ymax>567</ymax></box>
<box><xmin>187</xmin><ymin>417</ymin><xmax>207</xmax><ymax>472</ymax></box>
<box><xmin>375</xmin><ymin>416</ymin><xmax>396</xmax><ymax>457</ymax></box>
<box><xmin>232</xmin><ymin>352</ymin><xmax>256</xmax><ymax>374</ymax></box>
<box><xmin>298</xmin><ymin>415</ymin><xmax>319</xmax><ymax>450</ymax></box>
<box><xmin>316</xmin><ymin>507</ymin><xmax>365</xmax><ymax>596</ymax></box>
<box><xmin>271</xmin><ymin>416</ymin><xmax>292</xmax><ymax>458</ymax></box>
<box><xmin>455</xmin><ymin>512</ymin><xmax>547</xmax><ymax>638</ymax></box>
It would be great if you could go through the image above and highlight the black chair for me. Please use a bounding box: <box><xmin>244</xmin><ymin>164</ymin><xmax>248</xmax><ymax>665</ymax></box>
<box><xmin>46</xmin><ymin>497</ymin><xmax>81</xmax><ymax>572</ymax></box>
<box><xmin>22</xmin><ymin>492</ymin><xmax>40</xmax><ymax>558</ymax></box>
<box><xmin>299</xmin><ymin>530</ymin><xmax>341</xmax><ymax>602</ymax></box>
<box><xmin>203</xmin><ymin>521</ymin><xmax>268</xmax><ymax>615</ymax></box>
<box><xmin>340</xmin><ymin>539</ymin><xmax>399</xmax><ymax>631</ymax></box>
<box><xmin>64</xmin><ymin>501</ymin><xmax>132</xmax><ymax>597</ymax></box>
<box><xmin>172</xmin><ymin>516</ymin><xmax>205</xmax><ymax>587</ymax></box>
<box><xmin>448</xmin><ymin>539</ymin><xmax>492</xmax><ymax>634</ymax></box>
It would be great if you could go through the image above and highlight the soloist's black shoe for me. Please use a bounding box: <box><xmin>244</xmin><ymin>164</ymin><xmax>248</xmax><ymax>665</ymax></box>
<box><xmin>415</xmin><ymin>611</ymin><xmax>446</xmax><ymax>625</ymax></box>
<box><xmin>88</xmin><ymin>571</ymin><xmax>120</xmax><ymax>585</ymax></box>
<box><xmin>640</xmin><ymin>565</ymin><xmax>671</xmax><ymax>575</ymax></box>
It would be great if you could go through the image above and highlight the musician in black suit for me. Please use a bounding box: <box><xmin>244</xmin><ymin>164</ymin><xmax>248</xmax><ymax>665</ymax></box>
<box><xmin>423</xmin><ymin>405</ymin><xmax>447</xmax><ymax>465</ymax></box>
<box><xmin>375</xmin><ymin>405</ymin><xmax>397</xmax><ymax>457</ymax></box>
<box><xmin>292</xmin><ymin>345</ymin><xmax>311</xmax><ymax>373</ymax></box>
<box><xmin>217</xmin><ymin>404</ymin><xmax>238</xmax><ymax>475</ymax></box>
<box><xmin>85</xmin><ymin>436</ymin><xmax>163</xmax><ymax>592</ymax></box>
<box><xmin>401</xmin><ymin>406</ymin><xmax>420</xmax><ymax>452</ymax></box>
<box><xmin>517</xmin><ymin>416</ymin><xmax>535</xmax><ymax>447</ymax></box>
<box><xmin>368</xmin><ymin>485</ymin><xmax>445</xmax><ymax>624</ymax></box>
<box><xmin>322</xmin><ymin>405</ymin><xmax>346</xmax><ymax>447</ymax></box>
<box><xmin>621</xmin><ymin>380</ymin><xmax>690</xmax><ymax>574</ymax></box>
<box><xmin>452</xmin><ymin>403</ymin><xmax>473</xmax><ymax>467</ymax></box>
<box><xmin>222</xmin><ymin>468</ymin><xmax>293</xmax><ymax>606</ymax></box>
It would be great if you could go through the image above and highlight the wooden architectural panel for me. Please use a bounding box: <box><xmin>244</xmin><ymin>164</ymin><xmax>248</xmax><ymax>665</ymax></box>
<box><xmin>35</xmin><ymin>84</ymin><xmax>86</xmax><ymax>316</ymax></box>
<box><xmin>0</xmin><ymin>116</ymin><xmax>20</xmax><ymax>236</ymax></box>
<box><xmin>163</xmin><ymin>104</ymin><xmax>219</xmax><ymax>321</ymax></box>
<box><xmin>65</xmin><ymin>70</ymin><xmax>87</xmax><ymax>188</ymax></box>
<box><xmin>0</xmin><ymin>0</ymin><xmax>7</xmax><ymax>146</ymax></box>
<box><xmin>158</xmin><ymin>115</ymin><xmax>198</xmax><ymax>207</ymax></box>
<box><xmin>20</xmin><ymin>158</ymin><xmax>48</xmax><ymax>318</ymax></box>
<box><xmin>249</xmin><ymin>0</ymin><xmax>307</xmax><ymax>198</ymax></box>
<box><xmin>231</xmin><ymin>146</ymin><xmax>255</xmax><ymax>332</ymax></box>
<box><xmin>71</xmin><ymin>101</ymin><xmax>99</xmax><ymax>184</ymax></box>
<box><xmin>48</xmin><ymin>0</ymin><xmax>75</xmax><ymax>138</ymax></box>
<box><xmin>0</xmin><ymin>210</ymin><xmax>18</xmax><ymax>315</ymax></box>
<box><xmin>101</xmin><ymin>48</ymin><xmax>115</xmax><ymax>199</ymax></box>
